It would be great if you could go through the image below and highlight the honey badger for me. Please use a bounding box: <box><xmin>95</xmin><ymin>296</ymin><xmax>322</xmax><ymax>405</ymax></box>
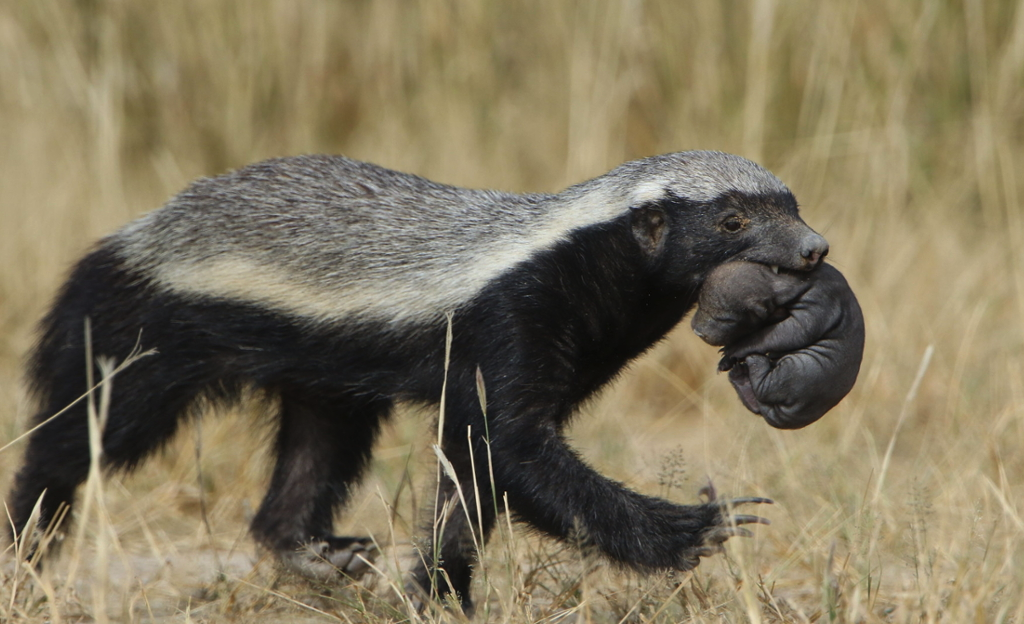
<box><xmin>9</xmin><ymin>151</ymin><xmax>829</xmax><ymax>610</ymax></box>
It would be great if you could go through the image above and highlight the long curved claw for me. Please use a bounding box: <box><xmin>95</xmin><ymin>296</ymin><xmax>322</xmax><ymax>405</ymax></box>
<box><xmin>694</xmin><ymin>545</ymin><xmax>726</xmax><ymax>558</ymax></box>
<box><xmin>728</xmin><ymin>514</ymin><xmax>771</xmax><ymax>526</ymax></box>
<box><xmin>699</xmin><ymin>480</ymin><xmax>773</xmax><ymax>508</ymax></box>
<box><xmin>699</xmin><ymin>481</ymin><xmax>718</xmax><ymax>502</ymax></box>
<box><xmin>706</xmin><ymin>526</ymin><xmax>754</xmax><ymax>543</ymax></box>
<box><xmin>726</xmin><ymin>496</ymin><xmax>774</xmax><ymax>506</ymax></box>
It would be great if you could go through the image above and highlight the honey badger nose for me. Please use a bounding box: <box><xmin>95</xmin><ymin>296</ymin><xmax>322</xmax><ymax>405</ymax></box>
<box><xmin>800</xmin><ymin>232</ymin><xmax>829</xmax><ymax>267</ymax></box>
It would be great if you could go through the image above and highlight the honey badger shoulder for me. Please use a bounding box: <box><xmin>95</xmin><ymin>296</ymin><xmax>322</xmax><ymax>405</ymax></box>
<box><xmin>9</xmin><ymin>151</ymin><xmax>828</xmax><ymax>610</ymax></box>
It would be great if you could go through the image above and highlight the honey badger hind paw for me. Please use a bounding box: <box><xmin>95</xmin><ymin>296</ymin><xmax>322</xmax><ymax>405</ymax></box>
<box><xmin>277</xmin><ymin>536</ymin><xmax>379</xmax><ymax>581</ymax></box>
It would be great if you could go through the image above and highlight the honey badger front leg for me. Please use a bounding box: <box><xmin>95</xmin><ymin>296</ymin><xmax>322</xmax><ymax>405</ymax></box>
<box><xmin>407</xmin><ymin>384</ymin><xmax>770</xmax><ymax>612</ymax></box>
<box><xmin>483</xmin><ymin>415</ymin><xmax>770</xmax><ymax>572</ymax></box>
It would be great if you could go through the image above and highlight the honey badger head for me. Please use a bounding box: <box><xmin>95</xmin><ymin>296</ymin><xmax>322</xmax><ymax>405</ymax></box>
<box><xmin>595</xmin><ymin>151</ymin><xmax>828</xmax><ymax>288</ymax></box>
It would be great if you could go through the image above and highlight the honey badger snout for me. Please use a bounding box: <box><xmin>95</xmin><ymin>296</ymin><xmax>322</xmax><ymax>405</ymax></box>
<box><xmin>800</xmin><ymin>232</ymin><xmax>829</xmax><ymax>268</ymax></box>
<box><xmin>740</xmin><ymin>220</ymin><xmax>829</xmax><ymax>272</ymax></box>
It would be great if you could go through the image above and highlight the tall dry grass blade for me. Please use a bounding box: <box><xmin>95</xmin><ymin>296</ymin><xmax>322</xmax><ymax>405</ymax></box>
<box><xmin>982</xmin><ymin>476</ymin><xmax>1024</xmax><ymax>534</ymax></box>
<box><xmin>192</xmin><ymin>421</ymin><xmax>223</xmax><ymax>574</ymax></box>
<box><xmin>437</xmin><ymin>311</ymin><xmax>454</xmax><ymax>448</ymax></box>
<box><xmin>465</xmin><ymin>427</ymin><xmax>485</xmax><ymax>565</ymax></box>
<box><xmin>872</xmin><ymin>344</ymin><xmax>934</xmax><ymax>504</ymax></box>
<box><xmin>426</xmin><ymin>310</ymin><xmax>456</xmax><ymax>604</ymax></box>
<box><xmin>62</xmin><ymin>319</ymin><xmax>103</xmax><ymax>603</ymax></box>
<box><xmin>5</xmin><ymin>499</ymin><xmax>37</xmax><ymax>616</ymax></box>
<box><xmin>369</xmin><ymin>485</ymin><xmax>424</xmax><ymax>622</ymax></box>
<box><xmin>22</xmin><ymin>553</ymin><xmax>62</xmax><ymax>624</ymax></box>
<box><xmin>55</xmin><ymin>320</ymin><xmax>132</xmax><ymax>623</ymax></box>
<box><xmin>742</xmin><ymin>0</ymin><xmax>776</xmax><ymax>162</ymax></box>
<box><xmin>431</xmin><ymin>444</ymin><xmax>481</xmax><ymax>559</ymax></box>
<box><xmin>474</xmin><ymin>366</ymin><xmax>500</xmax><ymax>525</ymax></box>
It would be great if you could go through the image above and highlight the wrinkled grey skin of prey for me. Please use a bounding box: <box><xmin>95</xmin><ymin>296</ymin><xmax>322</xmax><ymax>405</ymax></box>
<box><xmin>692</xmin><ymin>261</ymin><xmax>865</xmax><ymax>429</ymax></box>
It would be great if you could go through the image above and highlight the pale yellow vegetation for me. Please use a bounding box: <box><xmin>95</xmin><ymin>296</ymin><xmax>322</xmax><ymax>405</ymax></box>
<box><xmin>1</xmin><ymin>0</ymin><xmax>1023</xmax><ymax>622</ymax></box>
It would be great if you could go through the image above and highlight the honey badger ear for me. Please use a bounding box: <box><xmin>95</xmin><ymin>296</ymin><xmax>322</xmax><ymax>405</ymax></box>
<box><xmin>630</xmin><ymin>205</ymin><xmax>668</xmax><ymax>257</ymax></box>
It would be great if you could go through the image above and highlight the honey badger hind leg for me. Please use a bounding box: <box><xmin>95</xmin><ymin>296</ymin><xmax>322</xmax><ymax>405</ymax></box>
<box><xmin>250</xmin><ymin>389</ymin><xmax>390</xmax><ymax>579</ymax></box>
<box><xmin>10</xmin><ymin>361</ymin><xmax>211</xmax><ymax>556</ymax></box>
<box><xmin>8</xmin><ymin>255</ymin><xmax>214</xmax><ymax>557</ymax></box>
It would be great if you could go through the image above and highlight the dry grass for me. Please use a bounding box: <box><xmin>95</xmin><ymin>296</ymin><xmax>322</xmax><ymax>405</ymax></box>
<box><xmin>2</xmin><ymin>0</ymin><xmax>1024</xmax><ymax>621</ymax></box>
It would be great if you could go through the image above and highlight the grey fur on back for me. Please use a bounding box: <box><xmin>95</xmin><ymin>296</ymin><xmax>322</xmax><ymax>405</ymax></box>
<box><xmin>113</xmin><ymin>151</ymin><xmax>790</xmax><ymax>325</ymax></box>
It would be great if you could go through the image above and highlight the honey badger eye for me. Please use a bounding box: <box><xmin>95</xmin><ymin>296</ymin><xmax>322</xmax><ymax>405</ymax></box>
<box><xmin>722</xmin><ymin>216</ymin><xmax>744</xmax><ymax>233</ymax></box>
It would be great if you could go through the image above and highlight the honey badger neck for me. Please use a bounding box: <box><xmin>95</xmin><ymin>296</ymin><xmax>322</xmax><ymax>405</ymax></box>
<box><xmin>455</xmin><ymin>210</ymin><xmax>700</xmax><ymax>408</ymax></box>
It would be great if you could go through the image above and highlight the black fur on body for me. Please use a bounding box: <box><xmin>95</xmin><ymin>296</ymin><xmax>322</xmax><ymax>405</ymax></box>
<box><xmin>9</xmin><ymin>152</ymin><xmax>829</xmax><ymax>610</ymax></box>
<box><xmin>692</xmin><ymin>261</ymin><xmax>865</xmax><ymax>429</ymax></box>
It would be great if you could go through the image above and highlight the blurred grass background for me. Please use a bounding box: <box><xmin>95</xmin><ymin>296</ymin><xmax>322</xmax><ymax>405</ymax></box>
<box><xmin>1</xmin><ymin>0</ymin><xmax>1024</xmax><ymax>621</ymax></box>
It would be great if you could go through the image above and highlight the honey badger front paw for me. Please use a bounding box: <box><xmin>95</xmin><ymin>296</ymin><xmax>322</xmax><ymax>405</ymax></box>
<box><xmin>278</xmin><ymin>536</ymin><xmax>378</xmax><ymax>580</ymax></box>
<box><xmin>678</xmin><ymin>483</ymin><xmax>772</xmax><ymax>570</ymax></box>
